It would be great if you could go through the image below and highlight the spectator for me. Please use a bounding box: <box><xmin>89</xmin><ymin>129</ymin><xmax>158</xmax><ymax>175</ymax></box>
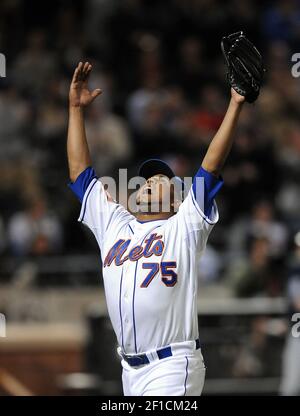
<box><xmin>263</xmin><ymin>0</ymin><xmax>300</xmax><ymax>46</ymax></box>
<box><xmin>85</xmin><ymin>100</ymin><xmax>133</xmax><ymax>176</ymax></box>
<box><xmin>227</xmin><ymin>200</ymin><xmax>288</xmax><ymax>260</ymax></box>
<box><xmin>225</xmin><ymin>237</ymin><xmax>281</xmax><ymax>298</ymax></box>
<box><xmin>7</xmin><ymin>196</ymin><xmax>63</xmax><ymax>257</ymax></box>
<box><xmin>12</xmin><ymin>30</ymin><xmax>57</xmax><ymax>97</ymax></box>
<box><xmin>198</xmin><ymin>244</ymin><xmax>223</xmax><ymax>285</ymax></box>
<box><xmin>0</xmin><ymin>85</ymin><xmax>31</xmax><ymax>160</ymax></box>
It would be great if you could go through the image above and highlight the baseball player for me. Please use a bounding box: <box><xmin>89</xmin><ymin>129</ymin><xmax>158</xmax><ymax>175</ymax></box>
<box><xmin>67</xmin><ymin>33</ymin><xmax>264</xmax><ymax>396</ymax></box>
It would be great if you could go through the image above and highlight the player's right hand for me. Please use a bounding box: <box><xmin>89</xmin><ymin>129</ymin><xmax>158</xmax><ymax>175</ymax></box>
<box><xmin>69</xmin><ymin>62</ymin><xmax>102</xmax><ymax>107</ymax></box>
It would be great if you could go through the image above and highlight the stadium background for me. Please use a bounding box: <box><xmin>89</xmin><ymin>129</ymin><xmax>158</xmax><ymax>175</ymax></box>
<box><xmin>0</xmin><ymin>0</ymin><xmax>299</xmax><ymax>395</ymax></box>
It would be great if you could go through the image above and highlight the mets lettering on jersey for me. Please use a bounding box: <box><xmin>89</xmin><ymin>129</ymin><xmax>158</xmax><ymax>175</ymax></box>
<box><xmin>103</xmin><ymin>233</ymin><xmax>165</xmax><ymax>267</ymax></box>
<box><xmin>104</xmin><ymin>234</ymin><xmax>177</xmax><ymax>288</ymax></box>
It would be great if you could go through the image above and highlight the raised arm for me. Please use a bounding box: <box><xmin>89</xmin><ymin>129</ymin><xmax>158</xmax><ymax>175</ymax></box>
<box><xmin>201</xmin><ymin>88</ymin><xmax>245</xmax><ymax>177</ymax></box>
<box><xmin>67</xmin><ymin>62</ymin><xmax>102</xmax><ymax>182</ymax></box>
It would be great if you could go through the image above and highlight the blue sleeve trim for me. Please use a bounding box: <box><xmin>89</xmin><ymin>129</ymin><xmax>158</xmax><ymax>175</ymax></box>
<box><xmin>68</xmin><ymin>167</ymin><xmax>98</xmax><ymax>203</ymax></box>
<box><xmin>192</xmin><ymin>167</ymin><xmax>223</xmax><ymax>217</ymax></box>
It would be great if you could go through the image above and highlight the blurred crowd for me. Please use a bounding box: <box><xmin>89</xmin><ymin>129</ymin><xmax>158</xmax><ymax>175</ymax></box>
<box><xmin>0</xmin><ymin>0</ymin><xmax>299</xmax><ymax>295</ymax></box>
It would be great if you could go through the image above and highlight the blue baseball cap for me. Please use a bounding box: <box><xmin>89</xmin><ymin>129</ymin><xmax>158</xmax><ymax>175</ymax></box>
<box><xmin>138</xmin><ymin>159</ymin><xmax>185</xmax><ymax>194</ymax></box>
<box><xmin>138</xmin><ymin>159</ymin><xmax>175</xmax><ymax>180</ymax></box>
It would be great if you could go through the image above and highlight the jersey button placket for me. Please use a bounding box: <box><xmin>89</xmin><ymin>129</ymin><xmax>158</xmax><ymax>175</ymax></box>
<box><xmin>122</xmin><ymin>262</ymin><xmax>133</xmax><ymax>353</ymax></box>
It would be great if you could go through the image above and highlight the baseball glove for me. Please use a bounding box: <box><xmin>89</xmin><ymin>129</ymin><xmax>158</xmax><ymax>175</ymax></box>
<box><xmin>221</xmin><ymin>31</ymin><xmax>266</xmax><ymax>103</ymax></box>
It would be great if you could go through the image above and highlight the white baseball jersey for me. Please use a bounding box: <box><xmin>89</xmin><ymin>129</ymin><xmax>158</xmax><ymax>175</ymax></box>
<box><xmin>69</xmin><ymin>166</ymin><xmax>223</xmax><ymax>356</ymax></box>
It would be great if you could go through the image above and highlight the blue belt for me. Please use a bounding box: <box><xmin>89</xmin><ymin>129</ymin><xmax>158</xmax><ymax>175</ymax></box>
<box><xmin>121</xmin><ymin>339</ymin><xmax>200</xmax><ymax>367</ymax></box>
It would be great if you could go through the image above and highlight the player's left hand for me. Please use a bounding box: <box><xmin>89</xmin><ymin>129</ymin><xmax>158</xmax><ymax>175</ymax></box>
<box><xmin>231</xmin><ymin>87</ymin><xmax>246</xmax><ymax>104</ymax></box>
